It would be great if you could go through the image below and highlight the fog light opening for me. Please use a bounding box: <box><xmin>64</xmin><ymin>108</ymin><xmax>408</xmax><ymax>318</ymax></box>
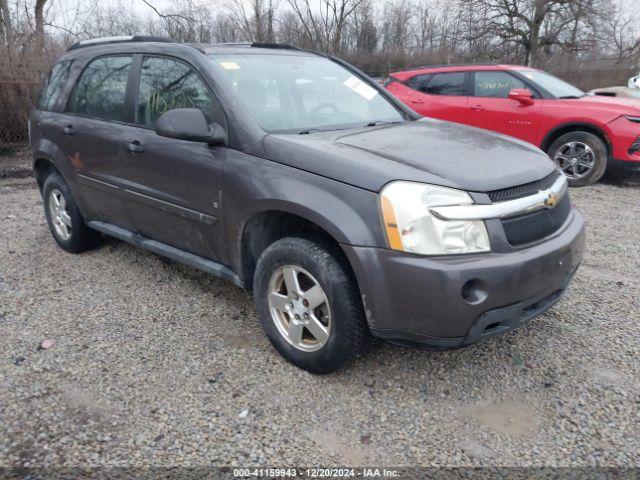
<box><xmin>461</xmin><ymin>279</ymin><xmax>488</xmax><ymax>305</ymax></box>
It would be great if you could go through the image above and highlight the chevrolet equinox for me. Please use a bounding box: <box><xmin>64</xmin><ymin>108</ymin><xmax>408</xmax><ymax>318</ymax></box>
<box><xmin>30</xmin><ymin>37</ymin><xmax>586</xmax><ymax>373</ymax></box>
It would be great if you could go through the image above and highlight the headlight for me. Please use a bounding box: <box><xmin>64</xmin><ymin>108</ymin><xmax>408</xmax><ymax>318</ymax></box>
<box><xmin>380</xmin><ymin>182</ymin><xmax>490</xmax><ymax>255</ymax></box>
<box><xmin>626</xmin><ymin>116</ymin><xmax>640</xmax><ymax>124</ymax></box>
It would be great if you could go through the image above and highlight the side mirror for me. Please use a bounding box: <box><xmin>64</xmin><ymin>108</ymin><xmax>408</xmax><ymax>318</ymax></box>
<box><xmin>155</xmin><ymin>108</ymin><xmax>226</xmax><ymax>146</ymax></box>
<box><xmin>508</xmin><ymin>88</ymin><xmax>535</xmax><ymax>106</ymax></box>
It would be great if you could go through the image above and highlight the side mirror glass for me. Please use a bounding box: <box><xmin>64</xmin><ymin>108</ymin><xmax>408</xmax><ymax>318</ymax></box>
<box><xmin>155</xmin><ymin>108</ymin><xmax>226</xmax><ymax>146</ymax></box>
<box><xmin>508</xmin><ymin>88</ymin><xmax>535</xmax><ymax>106</ymax></box>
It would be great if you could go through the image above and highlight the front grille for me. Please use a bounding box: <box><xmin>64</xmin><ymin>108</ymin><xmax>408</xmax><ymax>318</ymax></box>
<box><xmin>488</xmin><ymin>172</ymin><xmax>560</xmax><ymax>203</ymax></box>
<box><xmin>501</xmin><ymin>195</ymin><xmax>571</xmax><ymax>246</ymax></box>
<box><xmin>630</xmin><ymin>136</ymin><xmax>640</xmax><ymax>154</ymax></box>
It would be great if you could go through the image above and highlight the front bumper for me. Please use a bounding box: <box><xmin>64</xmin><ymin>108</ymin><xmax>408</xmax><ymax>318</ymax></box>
<box><xmin>341</xmin><ymin>208</ymin><xmax>586</xmax><ymax>348</ymax></box>
<box><xmin>608</xmin><ymin>158</ymin><xmax>640</xmax><ymax>175</ymax></box>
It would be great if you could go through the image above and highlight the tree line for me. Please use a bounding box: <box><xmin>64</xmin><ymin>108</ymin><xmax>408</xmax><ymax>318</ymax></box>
<box><xmin>1</xmin><ymin>0</ymin><xmax>639</xmax><ymax>146</ymax></box>
<box><xmin>2</xmin><ymin>0</ymin><xmax>639</xmax><ymax>70</ymax></box>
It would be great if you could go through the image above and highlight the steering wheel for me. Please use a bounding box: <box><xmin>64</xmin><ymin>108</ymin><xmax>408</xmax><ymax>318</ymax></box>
<box><xmin>309</xmin><ymin>102</ymin><xmax>339</xmax><ymax>116</ymax></box>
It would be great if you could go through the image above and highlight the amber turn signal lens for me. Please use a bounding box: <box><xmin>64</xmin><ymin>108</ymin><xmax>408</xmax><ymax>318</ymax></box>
<box><xmin>381</xmin><ymin>196</ymin><xmax>403</xmax><ymax>251</ymax></box>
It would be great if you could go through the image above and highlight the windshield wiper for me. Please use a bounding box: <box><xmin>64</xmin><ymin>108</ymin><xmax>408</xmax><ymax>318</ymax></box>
<box><xmin>298</xmin><ymin>121</ymin><xmax>402</xmax><ymax>134</ymax></box>
<box><xmin>299</xmin><ymin>128</ymin><xmax>326</xmax><ymax>135</ymax></box>
<box><xmin>365</xmin><ymin>120</ymin><xmax>403</xmax><ymax>127</ymax></box>
<box><xmin>298</xmin><ymin>126</ymin><xmax>354</xmax><ymax>135</ymax></box>
<box><xmin>559</xmin><ymin>95</ymin><xmax>586</xmax><ymax>99</ymax></box>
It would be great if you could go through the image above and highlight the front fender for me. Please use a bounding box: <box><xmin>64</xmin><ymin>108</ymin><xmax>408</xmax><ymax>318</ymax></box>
<box><xmin>223</xmin><ymin>150</ymin><xmax>386</xmax><ymax>273</ymax></box>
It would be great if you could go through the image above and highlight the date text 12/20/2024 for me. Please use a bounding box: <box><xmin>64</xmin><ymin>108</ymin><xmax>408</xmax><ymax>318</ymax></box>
<box><xmin>233</xmin><ymin>468</ymin><xmax>401</xmax><ymax>478</ymax></box>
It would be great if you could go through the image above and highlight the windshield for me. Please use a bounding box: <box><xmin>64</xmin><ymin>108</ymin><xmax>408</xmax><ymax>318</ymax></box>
<box><xmin>210</xmin><ymin>54</ymin><xmax>405</xmax><ymax>133</ymax></box>
<box><xmin>517</xmin><ymin>69</ymin><xmax>585</xmax><ymax>99</ymax></box>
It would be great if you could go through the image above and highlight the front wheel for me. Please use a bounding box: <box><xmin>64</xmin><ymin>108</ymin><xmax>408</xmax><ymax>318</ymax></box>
<box><xmin>253</xmin><ymin>237</ymin><xmax>369</xmax><ymax>374</ymax></box>
<box><xmin>548</xmin><ymin>131</ymin><xmax>608</xmax><ymax>187</ymax></box>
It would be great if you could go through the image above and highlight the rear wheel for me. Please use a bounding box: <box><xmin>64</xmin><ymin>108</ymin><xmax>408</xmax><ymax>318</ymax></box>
<box><xmin>253</xmin><ymin>237</ymin><xmax>369</xmax><ymax>374</ymax></box>
<box><xmin>43</xmin><ymin>172</ymin><xmax>100</xmax><ymax>253</ymax></box>
<box><xmin>548</xmin><ymin>131</ymin><xmax>607</xmax><ymax>187</ymax></box>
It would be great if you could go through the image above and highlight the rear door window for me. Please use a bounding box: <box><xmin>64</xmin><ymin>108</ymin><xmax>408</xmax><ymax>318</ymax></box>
<box><xmin>422</xmin><ymin>72</ymin><xmax>466</xmax><ymax>96</ymax></box>
<box><xmin>38</xmin><ymin>60</ymin><xmax>74</xmax><ymax>111</ymax></box>
<box><xmin>67</xmin><ymin>56</ymin><xmax>133</xmax><ymax>122</ymax></box>
<box><xmin>135</xmin><ymin>56</ymin><xmax>219</xmax><ymax>128</ymax></box>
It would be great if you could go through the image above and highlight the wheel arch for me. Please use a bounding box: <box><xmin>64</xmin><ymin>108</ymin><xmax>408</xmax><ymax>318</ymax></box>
<box><xmin>541</xmin><ymin>122</ymin><xmax>611</xmax><ymax>156</ymax></box>
<box><xmin>31</xmin><ymin>136</ymin><xmax>76</xmax><ymax>192</ymax></box>
<box><xmin>33</xmin><ymin>156</ymin><xmax>60</xmax><ymax>191</ymax></box>
<box><xmin>238</xmin><ymin>209</ymin><xmax>358</xmax><ymax>293</ymax></box>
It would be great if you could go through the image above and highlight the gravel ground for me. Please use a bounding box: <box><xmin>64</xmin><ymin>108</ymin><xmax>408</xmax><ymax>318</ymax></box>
<box><xmin>0</xmin><ymin>149</ymin><xmax>32</xmax><ymax>179</ymax></box>
<box><xmin>0</xmin><ymin>174</ymin><xmax>639</xmax><ymax>470</ymax></box>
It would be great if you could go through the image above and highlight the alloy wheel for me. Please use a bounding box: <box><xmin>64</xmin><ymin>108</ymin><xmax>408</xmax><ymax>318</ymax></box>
<box><xmin>554</xmin><ymin>141</ymin><xmax>595</xmax><ymax>180</ymax></box>
<box><xmin>48</xmin><ymin>189</ymin><xmax>72</xmax><ymax>241</ymax></box>
<box><xmin>267</xmin><ymin>265</ymin><xmax>331</xmax><ymax>352</ymax></box>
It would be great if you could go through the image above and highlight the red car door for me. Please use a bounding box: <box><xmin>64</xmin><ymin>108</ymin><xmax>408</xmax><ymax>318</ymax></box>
<box><xmin>387</xmin><ymin>71</ymin><xmax>469</xmax><ymax>124</ymax></box>
<box><xmin>467</xmin><ymin>70</ymin><xmax>541</xmax><ymax>144</ymax></box>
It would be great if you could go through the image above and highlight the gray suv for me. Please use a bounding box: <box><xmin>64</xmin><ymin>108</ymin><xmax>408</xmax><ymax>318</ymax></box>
<box><xmin>30</xmin><ymin>37</ymin><xmax>586</xmax><ymax>373</ymax></box>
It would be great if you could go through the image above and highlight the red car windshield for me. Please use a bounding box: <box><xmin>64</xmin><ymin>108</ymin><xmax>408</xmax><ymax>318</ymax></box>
<box><xmin>516</xmin><ymin>69</ymin><xmax>585</xmax><ymax>99</ymax></box>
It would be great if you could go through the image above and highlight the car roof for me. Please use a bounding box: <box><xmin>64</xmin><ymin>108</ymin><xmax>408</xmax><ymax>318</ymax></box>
<box><xmin>196</xmin><ymin>43</ymin><xmax>318</xmax><ymax>57</ymax></box>
<box><xmin>390</xmin><ymin>64</ymin><xmax>537</xmax><ymax>81</ymax></box>
<box><xmin>61</xmin><ymin>38</ymin><xmax>320</xmax><ymax>60</ymax></box>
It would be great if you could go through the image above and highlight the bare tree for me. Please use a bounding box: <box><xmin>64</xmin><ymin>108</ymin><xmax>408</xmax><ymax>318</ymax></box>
<box><xmin>287</xmin><ymin>0</ymin><xmax>367</xmax><ymax>53</ymax></box>
<box><xmin>228</xmin><ymin>0</ymin><xmax>279</xmax><ymax>42</ymax></box>
<box><xmin>381</xmin><ymin>0</ymin><xmax>414</xmax><ymax>52</ymax></box>
<box><xmin>0</xmin><ymin>0</ymin><xmax>12</xmax><ymax>48</ymax></box>
<box><xmin>606</xmin><ymin>0</ymin><xmax>640</xmax><ymax>67</ymax></box>
<box><xmin>415</xmin><ymin>0</ymin><xmax>438</xmax><ymax>53</ymax></box>
<box><xmin>349</xmin><ymin>0</ymin><xmax>377</xmax><ymax>53</ymax></box>
<box><xmin>459</xmin><ymin>0</ymin><xmax>601</xmax><ymax>66</ymax></box>
<box><xmin>35</xmin><ymin>0</ymin><xmax>47</xmax><ymax>39</ymax></box>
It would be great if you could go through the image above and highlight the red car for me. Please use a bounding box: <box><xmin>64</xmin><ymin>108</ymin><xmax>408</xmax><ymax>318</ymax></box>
<box><xmin>385</xmin><ymin>64</ymin><xmax>640</xmax><ymax>186</ymax></box>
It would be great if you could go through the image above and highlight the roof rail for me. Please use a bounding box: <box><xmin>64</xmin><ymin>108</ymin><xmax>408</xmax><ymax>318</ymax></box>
<box><xmin>67</xmin><ymin>36</ymin><xmax>174</xmax><ymax>51</ymax></box>
<box><xmin>251</xmin><ymin>42</ymin><xmax>301</xmax><ymax>50</ymax></box>
<box><xmin>212</xmin><ymin>42</ymin><xmax>252</xmax><ymax>47</ymax></box>
<box><xmin>211</xmin><ymin>42</ymin><xmax>301</xmax><ymax>51</ymax></box>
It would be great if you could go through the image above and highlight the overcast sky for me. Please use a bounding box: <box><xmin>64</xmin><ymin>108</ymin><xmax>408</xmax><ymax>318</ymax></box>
<box><xmin>117</xmin><ymin>0</ymin><xmax>180</xmax><ymax>15</ymax></box>
<box><xmin>40</xmin><ymin>0</ymin><xmax>639</xmax><ymax>35</ymax></box>
<box><xmin>72</xmin><ymin>0</ymin><xmax>178</xmax><ymax>15</ymax></box>
<box><xmin>47</xmin><ymin>0</ymin><xmax>189</xmax><ymax>31</ymax></box>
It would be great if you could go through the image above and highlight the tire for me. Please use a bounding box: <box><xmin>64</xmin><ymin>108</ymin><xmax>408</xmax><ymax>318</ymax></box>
<box><xmin>42</xmin><ymin>172</ymin><xmax>100</xmax><ymax>253</ymax></box>
<box><xmin>547</xmin><ymin>131</ymin><xmax>608</xmax><ymax>187</ymax></box>
<box><xmin>253</xmin><ymin>236</ymin><xmax>369</xmax><ymax>374</ymax></box>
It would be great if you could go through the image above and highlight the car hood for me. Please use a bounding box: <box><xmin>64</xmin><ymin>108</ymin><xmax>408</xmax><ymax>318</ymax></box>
<box><xmin>264</xmin><ymin>118</ymin><xmax>556</xmax><ymax>193</ymax></box>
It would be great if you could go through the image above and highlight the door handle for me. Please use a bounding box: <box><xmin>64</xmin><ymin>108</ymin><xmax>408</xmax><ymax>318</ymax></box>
<box><xmin>63</xmin><ymin>125</ymin><xmax>75</xmax><ymax>135</ymax></box>
<box><xmin>125</xmin><ymin>141</ymin><xmax>145</xmax><ymax>154</ymax></box>
<box><xmin>411</xmin><ymin>99</ymin><xmax>425</xmax><ymax>105</ymax></box>
<box><xmin>471</xmin><ymin>105</ymin><xmax>485</xmax><ymax>112</ymax></box>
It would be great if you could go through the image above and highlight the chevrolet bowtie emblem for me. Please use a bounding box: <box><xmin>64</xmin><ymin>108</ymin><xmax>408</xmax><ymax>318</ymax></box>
<box><xmin>543</xmin><ymin>191</ymin><xmax>560</xmax><ymax>209</ymax></box>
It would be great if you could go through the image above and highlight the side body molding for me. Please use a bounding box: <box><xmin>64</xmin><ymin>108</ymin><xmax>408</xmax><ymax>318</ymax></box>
<box><xmin>87</xmin><ymin>221</ymin><xmax>242</xmax><ymax>287</ymax></box>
